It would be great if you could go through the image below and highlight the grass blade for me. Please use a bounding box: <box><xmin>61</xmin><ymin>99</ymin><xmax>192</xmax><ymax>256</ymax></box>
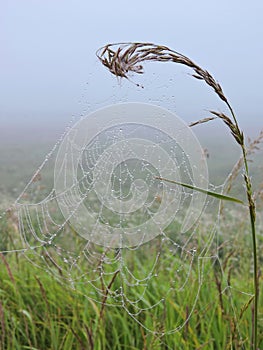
<box><xmin>155</xmin><ymin>176</ymin><xmax>244</xmax><ymax>204</ymax></box>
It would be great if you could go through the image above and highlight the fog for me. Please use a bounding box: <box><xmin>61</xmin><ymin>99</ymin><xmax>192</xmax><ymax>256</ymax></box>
<box><xmin>1</xmin><ymin>0</ymin><xmax>263</xmax><ymax>144</ymax></box>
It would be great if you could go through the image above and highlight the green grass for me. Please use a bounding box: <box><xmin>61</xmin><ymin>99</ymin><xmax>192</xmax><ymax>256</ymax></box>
<box><xmin>0</xmin><ymin>98</ymin><xmax>262</xmax><ymax>349</ymax></box>
<box><xmin>0</xmin><ymin>214</ymin><xmax>262</xmax><ymax>350</ymax></box>
<box><xmin>0</xmin><ymin>138</ymin><xmax>262</xmax><ymax>349</ymax></box>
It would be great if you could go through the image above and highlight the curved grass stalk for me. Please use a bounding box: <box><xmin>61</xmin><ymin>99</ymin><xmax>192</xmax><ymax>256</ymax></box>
<box><xmin>96</xmin><ymin>42</ymin><xmax>259</xmax><ymax>349</ymax></box>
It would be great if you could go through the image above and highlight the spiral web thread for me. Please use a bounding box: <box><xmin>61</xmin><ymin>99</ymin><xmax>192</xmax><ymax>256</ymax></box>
<box><xmin>0</xmin><ymin>102</ymin><xmax>254</xmax><ymax>337</ymax></box>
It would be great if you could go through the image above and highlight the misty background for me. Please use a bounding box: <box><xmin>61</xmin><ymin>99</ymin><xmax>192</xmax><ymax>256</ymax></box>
<box><xmin>1</xmin><ymin>0</ymin><xmax>263</xmax><ymax>199</ymax></box>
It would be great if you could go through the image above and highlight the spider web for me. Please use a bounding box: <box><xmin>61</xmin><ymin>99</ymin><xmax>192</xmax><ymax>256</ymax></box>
<box><xmin>1</xmin><ymin>98</ymin><xmax>255</xmax><ymax>339</ymax></box>
<box><xmin>0</xmin><ymin>100</ymin><xmax>218</xmax><ymax>334</ymax></box>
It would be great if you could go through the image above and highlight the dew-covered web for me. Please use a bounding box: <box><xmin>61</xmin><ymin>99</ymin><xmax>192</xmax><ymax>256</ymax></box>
<box><xmin>1</xmin><ymin>99</ymin><xmax>252</xmax><ymax>336</ymax></box>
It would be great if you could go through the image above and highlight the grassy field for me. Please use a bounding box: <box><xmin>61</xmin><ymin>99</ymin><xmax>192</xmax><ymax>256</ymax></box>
<box><xmin>0</xmin><ymin>213</ymin><xmax>262</xmax><ymax>349</ymax></box>
<box><xmin>0</xmin><ymin>136</ymin><xmax>262</xmax><ymax>349</ymax></box>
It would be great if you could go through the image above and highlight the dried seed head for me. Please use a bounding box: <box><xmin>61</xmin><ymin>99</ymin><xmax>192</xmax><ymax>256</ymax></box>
<box><xmin>189</xmin><ymin>117</ymin><xmax>217</xmax><ymax>128</ymax></box>
<box><xmin>97</xmin><ymin>42</ymin><xmax>229</xmax><ymax>105</ymax></box>
<box><xmin>97</xmin><ymin>42</ymin><xmax>244</xmax><ymax>148</ymax></box>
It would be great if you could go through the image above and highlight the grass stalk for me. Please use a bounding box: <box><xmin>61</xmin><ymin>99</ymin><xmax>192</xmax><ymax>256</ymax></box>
<box><xmin>227</xmin><ymin>107</ymin><xmax>258</xmax><ymax>349</ymax></box>
<box><xmin>97</xmin><ymin>42</ymin><xmax>259</xmax><ymax>349</ymax></box>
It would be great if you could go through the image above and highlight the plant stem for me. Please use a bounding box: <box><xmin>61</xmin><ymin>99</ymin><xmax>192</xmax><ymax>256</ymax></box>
<box><xmin>243</xmin><ymin>151</ymin><xmax>258</xmax><ymax>350</ymax></box>
<box><xmin>228</xmin><ymin>107</ymin><xmax>258</xmax><ymax>350</ymax></box>
<box><xmin>250</xmin><ymin>203</ymin><xmax>258</xmax><ymax>349</ymax></box>
<box><xmin>97</xmin><ymin>42</ymin><xmax>260</xmax><ymax>349</ymax></box>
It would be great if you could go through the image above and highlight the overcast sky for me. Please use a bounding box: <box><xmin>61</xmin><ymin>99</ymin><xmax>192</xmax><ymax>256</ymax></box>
<box><xmin>1</xmin><ymin>0</ymin><xmax>263</xmax><ymax>140</ymax></box>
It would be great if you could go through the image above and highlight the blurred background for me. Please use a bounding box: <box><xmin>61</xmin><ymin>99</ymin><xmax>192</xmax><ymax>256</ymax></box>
<box><xmin>1</xmin><ymin>0</ymin><xmax>263</xmax><ymax>201</ymax></box>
